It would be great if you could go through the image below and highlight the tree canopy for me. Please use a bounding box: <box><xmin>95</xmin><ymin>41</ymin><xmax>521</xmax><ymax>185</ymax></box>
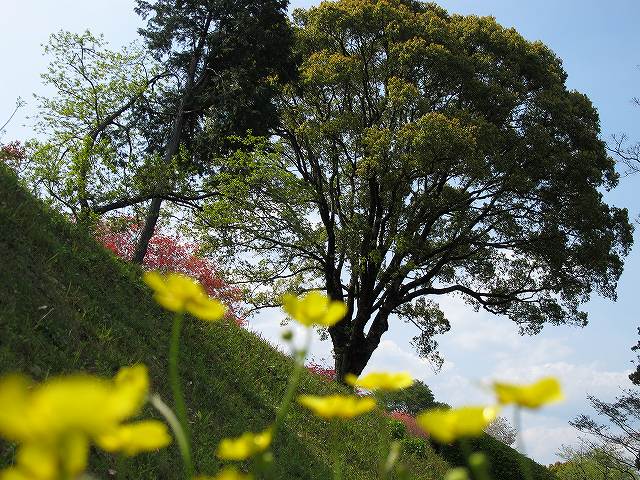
<box><xmin>200</xmin><ymin>0</ymin><xmax>633</xmax><ymax>380</ymax></box>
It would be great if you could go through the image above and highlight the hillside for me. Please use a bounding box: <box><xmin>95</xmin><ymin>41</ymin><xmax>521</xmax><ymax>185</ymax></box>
<box><xmin>0</xmin><ymin>164</ymin><xmax>554</xmax><ymax>479</ymax></box>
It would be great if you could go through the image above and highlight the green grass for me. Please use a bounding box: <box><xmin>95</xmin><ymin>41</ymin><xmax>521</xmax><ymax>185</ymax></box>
<box><xmin>0</xmin><ymin>164</ymin><xmax>554</xmax><ymax>479</ymax></box>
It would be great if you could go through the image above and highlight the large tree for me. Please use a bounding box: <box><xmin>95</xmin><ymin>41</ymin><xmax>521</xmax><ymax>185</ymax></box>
<box><xmin>200</xmin><ymin>0</ymin><xmax>633</xmax><ymax>380</ymax></box>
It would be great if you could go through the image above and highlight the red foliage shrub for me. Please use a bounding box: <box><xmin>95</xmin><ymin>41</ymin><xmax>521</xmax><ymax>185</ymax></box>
<box><xmin>388</xmin><ymin>411</ymin><xmax>429</xmax><ymax>439</ymax></box>
<box><xmin>95</xmin><ymin>217</ymin><xmax>245</xmax><ymax>325</ymax></box>
<box><xmin>306</xmin><ymin>360</ymin><xmax>336</xmax><ymax>381</ymax></box>
<box><xmin>0</xmin><ymin>141</ymin><xmax>26</xmax><ymax>167</ymax></box>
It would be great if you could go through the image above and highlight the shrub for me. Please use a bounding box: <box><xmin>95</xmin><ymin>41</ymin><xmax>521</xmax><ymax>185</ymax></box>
<box><xmin>95</xmin><ymin>216</ymin><xmax>244</xmax><ymax>324</ymax></box>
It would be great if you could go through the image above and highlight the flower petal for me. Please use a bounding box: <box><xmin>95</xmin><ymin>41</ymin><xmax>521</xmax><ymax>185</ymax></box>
<box><xmin>97</xmin><ymin>420</ymin><xmax>171</xmax><ymax>456</ymax></box>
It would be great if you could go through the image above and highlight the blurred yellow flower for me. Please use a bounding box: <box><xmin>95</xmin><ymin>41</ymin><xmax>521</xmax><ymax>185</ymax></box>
<box><xmin>110</xmin><ymin>364</ymin><xmax>149</xmax><ymax>419</ymax></box>
<box><xmin>0</xmin><ymin>467</ymin><xmax>31</xmax><ymax>480</ymax></box>
<box><xmin>492</xmin><ymin>377</ymin><xmax>563</xmax><ymax>409</ymax></box>
<box><xmin>345</xmin><ymin>372</ymin><xmax>413</xmax><ymax>391</ymax></box>
<box><xmin>281</xmin><ymin>291</ymin><xmax>346</xmax><ymax>327</ymax></box>
<box><xmin>416</xmin><ymin>406</ymin><xmax>499</xmax><ymax>444</ymax></box>
<box><xmin>0</xmin><ymin>365</ymin><xmax>167</xmax><ymax>480</ymax></box>
<box><xmin>297</xmin><ymin>394</ymin><xmax>376</xmax><ymax>419</ymax></box>
<box><xmin>195</xmin><ymin>467</ymin><xmax>254</xmax><ymax>480</ymax></box>
<box><xmin>97</xmin><ymin>420</ymin><xmax>172</xmax><ymax>456</ymax></box>
<box><xmin>216</xmin><ymin>428</ymin><xmax>272</xmax><ymax>460</ymax></box>
<box><xmin>445</xmin><ymin>467</ymin><xmax>470</xmax><ymax>480</ymax></box>
<box><xmin>143</xmin><ymin>271</ymin><xmax>226</xmax><ymax>321</ymax></box>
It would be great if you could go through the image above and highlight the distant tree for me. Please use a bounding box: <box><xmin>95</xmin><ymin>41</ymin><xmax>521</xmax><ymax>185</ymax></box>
<box><xmin>0</xmin><ymin>141</ymin><xmax>26</xmax><ymax>169</ymax></box>
<box><xmin>630</xmin><ymin>328</ymin><xmax>640</xmax><ymax>386</ymax></box>
<box><xmin>388</xmin><ymin>410</ymin><xmax>429</xmax><ymax>439</ymax></box>
<box><xmin>484</xmin><ymin>416</ymin><xmax>517</xmax><ymax>446</ymax></box>
<box><xmin>551</xmin><ymin>442</ymin><xmax>638</xmax><ymax>480</ymax></box>
<box><xmin>378</xmin><ymin>379</ymin><xmax>436</xmax><ymax>416</ymax></box>
<box><xmin>200</xmin><ymin>0</ymin><xmax>633</xmax><ymax>381</ymax></box>
<box><xmin>571</xmin><ymin>390</ymin><xmax>640</xmax><ymax>473</ymax></box>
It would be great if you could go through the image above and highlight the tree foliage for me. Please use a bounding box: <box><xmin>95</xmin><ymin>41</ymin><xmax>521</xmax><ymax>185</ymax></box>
<box><xmin>25</xmin><ymin>31</ymin><xmax>167</xmax><ymax>218</ymax></box>
<box><xmin>630</xmin><ymin>328</ymin><xmax>640</xmax><ymax>386</ymax></box>
<box><xmin>200</xmin><ymin>0</ymin><xmax>633</xmax><ymax>379</ymax></box>
<box><xmin>551</xmin><ymin>442</ymin><xmax>639</xmax><ymax>480</ymax></box>
<box><xmin>484</xmin><ymin>416</ymin><xmax>517</xmax><ymax>447</ymax></box>
<box><xmin>378</xmin><ymin>379</ymin><xmax>436</xmax><ymax>416</ymax></box>
<box><xmin>571</xmin><ymin>390</ymin><xmax>640</xmax><ymax>473</ymax></box>
<box><xmin>129</xmin><ymin>0</ymin><xmax>295</xmax><ymax>262</ymax></box>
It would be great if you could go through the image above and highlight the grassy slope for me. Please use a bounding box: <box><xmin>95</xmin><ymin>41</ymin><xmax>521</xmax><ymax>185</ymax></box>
<box><xmin>0</xmin><ymin>165</ymin><xmax>553</xmax><ymax>479</ymax></box>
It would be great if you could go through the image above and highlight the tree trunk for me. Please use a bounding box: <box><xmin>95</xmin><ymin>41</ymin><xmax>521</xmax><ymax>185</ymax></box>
<box><xmin>332</xmin><ymin>307</ymin><xmax>392</xmax><ymax>384</ymax></box>
<box><xmin>132</xmin><ymin>197</ymin><xmax>162</xmax><ymax>264</ymax></box>
<box><xmin>334</xmin><ymin>342</ymin><xmax>375</xmax><ymax>384</ymax></box>
<box><xmin>132</xmin><ymin>104</ymin><xmax>187</xmax><ymax>263</ymax></box>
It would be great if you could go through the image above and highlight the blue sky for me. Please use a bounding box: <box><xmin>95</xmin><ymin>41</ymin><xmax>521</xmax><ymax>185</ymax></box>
<box><xmin>2</xmin><ymin>0</ymin><xmax>640</xmax><ymax>466</ymax></box>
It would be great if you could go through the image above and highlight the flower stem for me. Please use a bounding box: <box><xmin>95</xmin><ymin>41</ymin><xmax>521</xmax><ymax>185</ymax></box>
<box><xmin>151</xmin><ymin>394</ymin><xmax>194</xmax><ymax>479</ymax></box>
<box><xmin>168</xmin><ymin>312</ymin><xmax>193</xmax><ymax>479</ymax></box>
<box><xmin>513</xmin><ymin>407</ymin><xmax>533</xmax><ymax>480</ymax></box>
<box><xmin>272</xmin><ymin>328</ymin><xmax>311</xmax><ymax>440</ymax></box>
<box><xmin>331</xmin><ymin>420</ymin><xmax>344</xmax><ymax>480</ymax></box>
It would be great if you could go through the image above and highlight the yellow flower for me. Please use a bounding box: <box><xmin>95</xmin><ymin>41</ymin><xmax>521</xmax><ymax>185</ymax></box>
<box><xmin>97</xmin><ymin>420</ymin><xmax>172</xmax><ymax>456</ymax></box>
<box><xmin>345</xmin><ymin>372</ymin><xmax>413</xmax><ymax>391</ymax></box>
<box><xmin>416</xmin><ymin>406</ymin><xmax>499</xmax><ymax>444</ymax></box>
<box><xmin>0</xmin><ymin>365</ymin><xmax>166</xmax><ymax>480</ymax></box>
<box><xmin>143</xmin><ymin>271</ymin><xmax>226</xmax><ymax>321</ymax></box>
<box><xmin>281</xmin><ymin>291</ymin><xmax>347</xmax><ymax>327</ymax></box>
<box><xmin>216</xmin><ymin>428</ymin><xmax>272</xmax><ymax>460</ymax></box>
<box><xmin>110</xmin><ymin>364</ymin><xmax>150</xmax><ymax>419</ymax></box>
<box><xmin>297</xmin><ymin>394</ymin><xmax>376</xmax><ymax>419</ymax></box>
<box><xmin>0</xmin><ymin>467</ymin><xmax>31</xmax><ymax>480</ymax></box>
<box><xmin>492</xmin><ymin>377</ymin><xmax>564</xmax><ymax>409</ymax></box>
<box><xmin>0</xmin><ymin>375</ymin><xmax>32</xmax><ymax>442</ymax></box>
<box><xmin>195</xmin><ymin>467</ymin><xmax>254</xmax><ymax>480</ymax></box>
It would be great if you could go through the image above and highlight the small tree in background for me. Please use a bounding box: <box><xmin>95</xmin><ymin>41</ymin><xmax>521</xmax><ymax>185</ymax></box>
<box><xmin>551</xmin><ymin>442</ymin><xmax>638</xmax><ymax>480</ymax></box>
<box><xmin>0</xmin><ymin>141</ymin><xmax>26</xmax><ymax>169</ymax></box>
<box><xmin>95</xmin><ymin>216</ymin><xmax>244</xmax><ymax>324</ymax></box>
<box><xmin>0</xmin><ymin>98</ymin><xmax>26</xmax><ymax>171</ymax></box>
<box><xmin>378</xmin><ymin>379</ymin><xmax>436</xmax><ymax>416</ymax></box>
<box><xmin>484</xmin><ymin>416</ymin><xmax>517</xmax><ymax>446</ymax></box>
<box><xmin>571</xmin><ymin>391</ymin><xmax>640</xmax><ymax>473</ymax></box>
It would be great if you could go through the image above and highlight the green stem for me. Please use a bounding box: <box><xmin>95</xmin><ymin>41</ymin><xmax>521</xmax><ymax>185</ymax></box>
<box><xmin>271</xmin><ymin>328</ymin><xmax>311</xmax><ymax>440</ymax></box>
<box><xmin>117</xmin><ymin>454</ymin><xmax>126</xmax><ymax>480</ymax></box>
<box><xmin>513</xmin><ymin>407</ymin><xmax>533</xmax><ymax>480</ymax></box>
<box><xmin>168</xmin><ymin>312</ymin><xmax>193</xmax><ymax>479</ymax></box>
<box><xmin>151</xmin><ymin>394</ymin><xmax>194</xmax><ymax>479</ymax></box>
<box><xmin>460</xmin><ymin>438</ymin><xmax>473</xmax><ymax>466</ymax></box>
<box><xmin>377</xmin><ymin>391</ymin><xmax>392</xmax><ymax>480</ymax></box>
<box><xmin>332</xmin><ymin>420</ymin><xmax>344</xmax><ymax>480</ymax></box>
